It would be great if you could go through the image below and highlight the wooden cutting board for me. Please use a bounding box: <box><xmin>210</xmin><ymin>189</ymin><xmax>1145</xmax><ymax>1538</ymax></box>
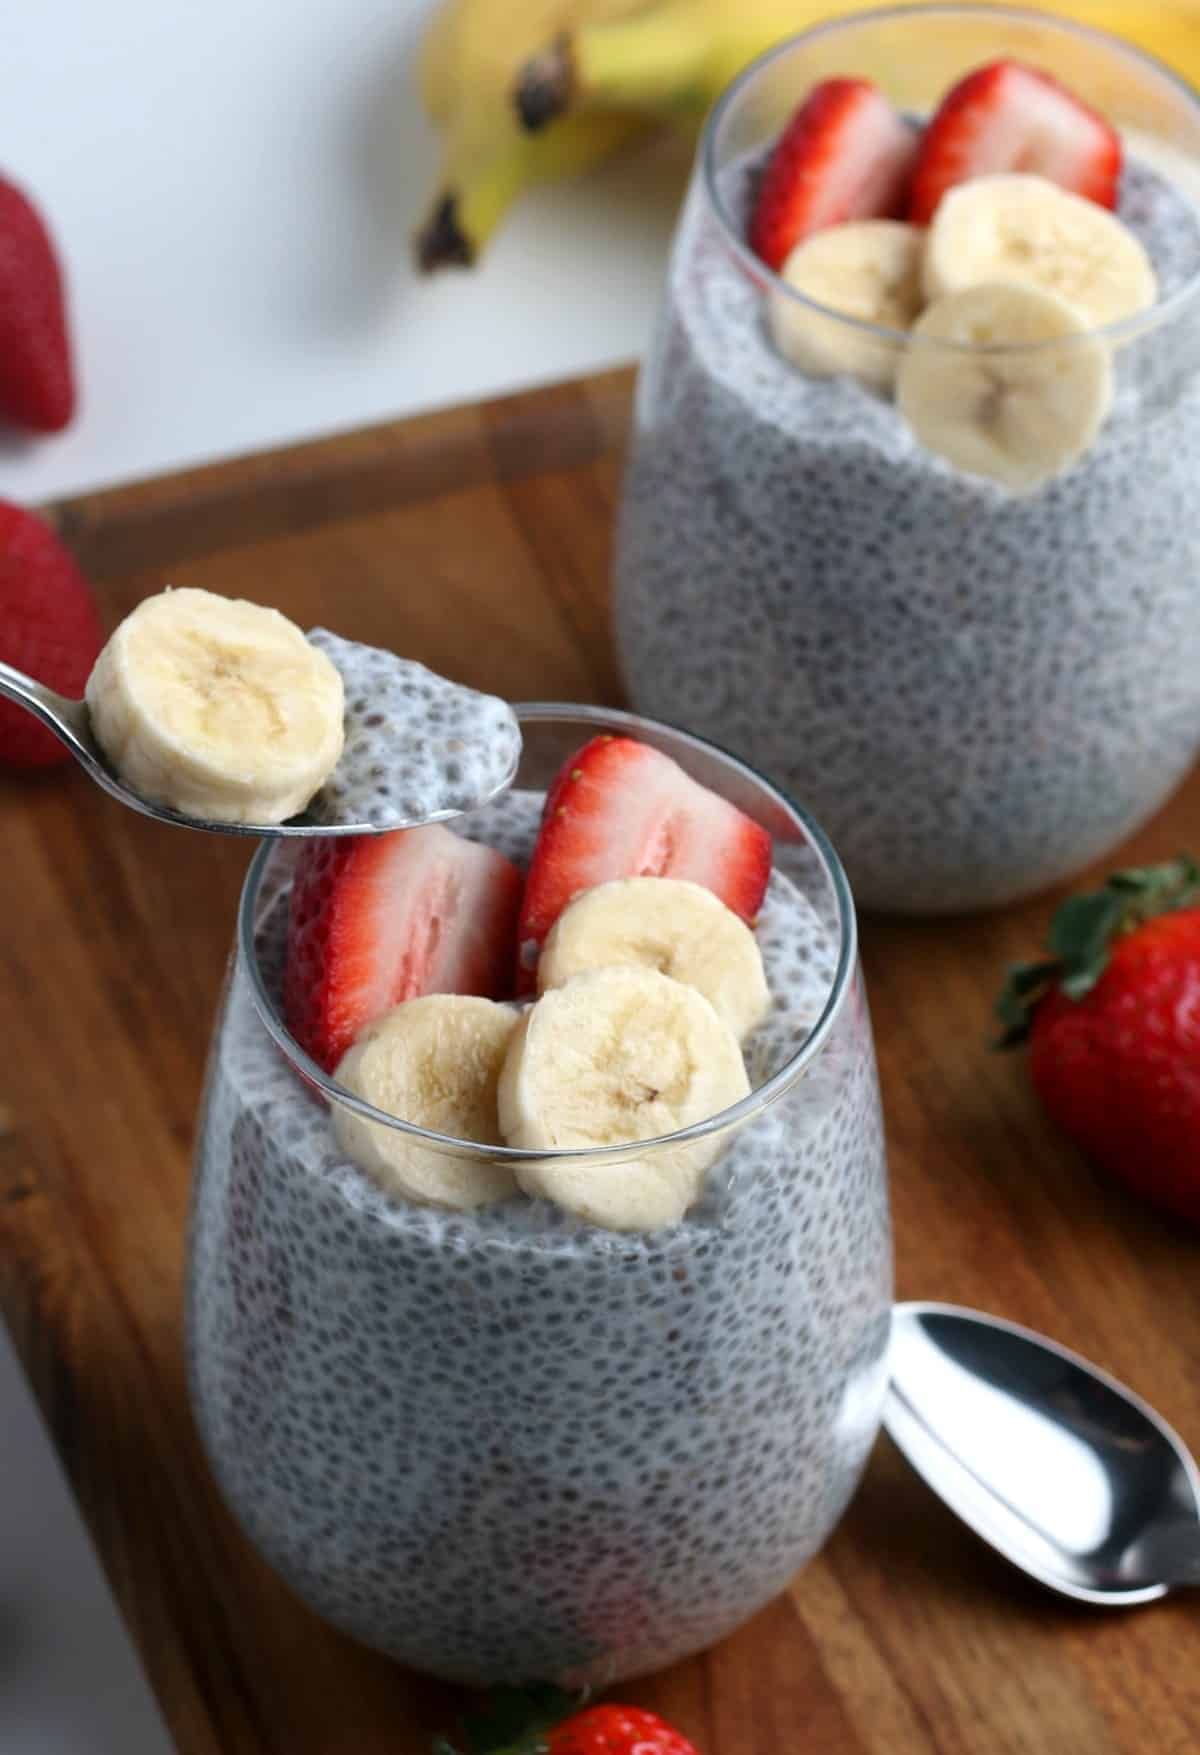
<box><xmin>1</xmin><ymin>367</ymin><xmax>1198</xmax><ymax>1755</ymax></box>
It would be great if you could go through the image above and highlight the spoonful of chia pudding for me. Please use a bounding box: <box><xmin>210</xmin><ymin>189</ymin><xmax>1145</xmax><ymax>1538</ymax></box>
<box><xmin>0</xmin><ymin>585</ymin><xmax>521</xmax><ymax>837</ymax></box>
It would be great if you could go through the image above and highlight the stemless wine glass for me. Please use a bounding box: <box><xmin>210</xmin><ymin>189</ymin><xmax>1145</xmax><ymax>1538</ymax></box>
<box><xmin>615</xmin><ymin>4</ymin><xmax>1200</xmax><ymax>915</ymax></box>
<box><xmin>187</xmin><ymin>705</ymin><xmax>892</xmax><ymax>1687</ymax></box>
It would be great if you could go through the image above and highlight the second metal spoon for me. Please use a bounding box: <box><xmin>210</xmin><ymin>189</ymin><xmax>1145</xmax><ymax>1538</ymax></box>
<box><xmin>885</xmin><ymin>1301</ymin><xmax>1200</xmax><ymax>1605</ymax></box>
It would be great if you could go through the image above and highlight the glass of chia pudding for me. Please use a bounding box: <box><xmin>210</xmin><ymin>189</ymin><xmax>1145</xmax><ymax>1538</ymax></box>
<box><xmin>187</xmin><ymin>704</ymin><xmax>891</xmax><ymax>1687</ymax></box>
<box><xmin>615</xmin><ymin>4</ymin><xmax>1200</xmax><ymax>915</ymax></box>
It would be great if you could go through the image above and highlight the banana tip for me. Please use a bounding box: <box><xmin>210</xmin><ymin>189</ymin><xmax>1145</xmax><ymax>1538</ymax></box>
<box><xmin>416</xmin><ymin>195</ymin><xmax>475</xmax><ymax>273</ymax></box>
<box><xmin>514</xmin><ymin>32</ymin><xmax>574</xmax><ymax>132</ymax></box>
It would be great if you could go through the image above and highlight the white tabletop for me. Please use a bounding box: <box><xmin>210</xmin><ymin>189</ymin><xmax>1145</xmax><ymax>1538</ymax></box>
<box><xmin>0</xmin><ymin>0</ymin><xmax>686</xmax><ymax>506</ymax></box>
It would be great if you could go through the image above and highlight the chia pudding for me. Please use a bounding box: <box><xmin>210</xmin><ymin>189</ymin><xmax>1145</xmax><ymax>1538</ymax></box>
<box><xmin>615</xmin><ymin>32</ymin><xmax>1200</xmax><ymax>914</ymax></box>
<box><xmin>306</xmin><ymin>629</ymin><xmax>521</xmax><ymax>830</ymax></box>
<box><xmin>187</xmin><ymin>711</ymin><xmax>891</xmax><ymax>1687</ymax></box>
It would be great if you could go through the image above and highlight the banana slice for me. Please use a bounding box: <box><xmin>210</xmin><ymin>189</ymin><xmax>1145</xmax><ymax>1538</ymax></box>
<box><xmin>332</xmin><ymin>996</ymin><xmax>520</xmax><ymax>1210</ymax></box>
<box><xmin>895</xmin><ymin>282</ymin><xmax>1114</xmax><ymax>492</ymax></box>
<box><xmin>769</xmin><ymin>220</ymin><xmax>925</xmax><ymax>388</ymax></box>
<box><xmin>923</xmin><ymin>174</ymin><xmax>1158</xmax><ymax>330</ymax></box>
<box><xmin>86</xmin><ymin>586</ymin><xmax>345</xmax><ymax>824</ymax></box>
<box><xmin>499</xmin><ymin>966</ymin><xmax>750</xmax><ymax>1232</ymax></box>
<box><xmin>538</xmin><ymin>877</ymin><xmax>769</xmax><ymax>1042</ymax></box>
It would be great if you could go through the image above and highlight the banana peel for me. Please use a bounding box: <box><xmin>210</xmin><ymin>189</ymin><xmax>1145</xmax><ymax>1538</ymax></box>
<box><xmin>417</xmin><ymin>0</ymin><xmax>1200</xmax><ymax>269</ymax></box>
<box><xmin>515</xmin><ymin>0</ymin><xmax>1200</xmax><ymax>130</ymax></box>
<box><xmin>417</xmin><ymin>110</ymin><xmax>653</xmax><ymax>269</ymax></box>
<box><xmin>415</xmin><ymin>0</ymin><xmax>656</xmax><ymax>269</ymax></box>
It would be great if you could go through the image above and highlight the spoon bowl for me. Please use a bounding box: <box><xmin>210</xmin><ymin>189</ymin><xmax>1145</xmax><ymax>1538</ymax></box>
<box><xmin>885</xmin><ymin>1301</ymin><xmax>1200</xmax><ymax>1605</ymax></box>
<box><xmin>0</xmin><ymin>656</ymin><xmax>520</xmax><ymax>838</ymax></box>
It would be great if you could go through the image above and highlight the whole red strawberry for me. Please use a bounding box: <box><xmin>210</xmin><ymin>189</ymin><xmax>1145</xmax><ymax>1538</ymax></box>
<box><xmin>0</xmin><ymin>176</ymin><xmax>75</xmax><ymax>433</ymax></box>
<box><xmin>0</xmin><ymin>501</ymin><xmax>104</xmax><ymax>768</ymax></box>
<box><xmin>996</xmin><ymin>857</ymin><xmax>1200</xmax><ymax>1226</ymax></box>
<box><xmin>544</xmin><ymin>1705</ymin><xmax>697</xmax><ymax>1755</ymax></box>
<box><xmin>434</xmin><ymin>1686</ymin><xmax>700</xmax><ymax>1755</ymax></box>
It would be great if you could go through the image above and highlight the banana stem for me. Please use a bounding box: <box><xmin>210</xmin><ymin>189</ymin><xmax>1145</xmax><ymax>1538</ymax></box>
<box><xmin>417</xmin><ymin>139</ymin><xmax>534</xmax><ymax>270</ymax></box>
<box><xmin>416</xmin><ymin>113</ymin><xmax>650</xmax><ymax>271</ymax></box>
<box><xmin>516</xmin><ymin>3</ymin><xmax>710</xmax><ymax>131</ymax></box>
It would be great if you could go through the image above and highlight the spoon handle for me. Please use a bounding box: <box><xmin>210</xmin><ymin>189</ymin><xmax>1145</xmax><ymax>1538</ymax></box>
<box><xmin>0</xmin><ymin>656</ymin><xmax>46</xmax><ymax>709</ymax></box>
<box><xmin>1135</xmin><ymin>1518</ymin><xmax>1200</xmax><ymax>1589</ymax></box>
<box><xmin>0</xmin><ymin>657</ymin><xmax>68</xmax><ymax>717</ymax></box>
<box><xmin>0</xmin><ymin>659</ymin><xmax>90</xmax><ymax>754</ymax></box>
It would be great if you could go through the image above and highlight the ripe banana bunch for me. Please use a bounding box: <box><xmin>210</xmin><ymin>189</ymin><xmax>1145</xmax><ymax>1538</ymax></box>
<box><xmin>414</xmin><ymin>0</ymin><xmax>657</xmax><ymax>269</ymax></box>
<box><xmin>514</xmin><ymin>0</ymin><xmax>1200</xmax><ymax>134</ymax></box>
<box><xmin>419</xmin><ymin>0</ymin><xmax>1200</xmax><ymax>267</ymax></box>
<box><xmin>514</xmin><ymin>0</ymin><xmax>822</xmax><ymax>131</ymax></box>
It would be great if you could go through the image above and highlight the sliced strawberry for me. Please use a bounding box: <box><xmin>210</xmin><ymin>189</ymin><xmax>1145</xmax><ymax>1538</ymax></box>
<box><xmin>516</xmin><ymin>735</ymin><xmax>772</xmax><ymax>993</ymax></box>
<box><xmin>909</xmin><ymin>61</ymin><xmax>1122</xmax><ymax>225</ymax></box>
<box><xmin>749</xmin><ymin>78</ymin><xmax>918</xmax><ymax>273</ymax></box>
<box><xmin>284</xmin><ymin>823</ymin><xmax>522</xmax><ymax>1073</ymax></box>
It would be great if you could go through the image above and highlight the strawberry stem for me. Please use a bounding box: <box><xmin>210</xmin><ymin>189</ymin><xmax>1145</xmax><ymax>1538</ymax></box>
<box><xmin>994</xmin><ymin>854</ymin><xmax>1200</xmax><ymax>1047</ymax></box>
<box><xmin>433</xmin><ymin>1684</ymin><xmax>580</xmax><ymax>1755</ymax></box>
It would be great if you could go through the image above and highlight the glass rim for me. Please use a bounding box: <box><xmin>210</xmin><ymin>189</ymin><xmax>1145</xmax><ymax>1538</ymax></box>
<box><xmin>701</xmin><ymin>0</ymin><xmax>1200</xmax><ymax>355</ymax></box>
<box><xmin>237</xmin><ymin>701</ymin><xmax>859</xmax><ymax>1167</ymax></box>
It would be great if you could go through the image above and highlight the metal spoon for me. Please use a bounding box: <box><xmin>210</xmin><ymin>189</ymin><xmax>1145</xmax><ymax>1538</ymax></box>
<box><xmin>0</xmin><ymin>656</ymin><xmax>519</xmax><ymax>838</ymax></box>
<box><xmin>884</xmin><ymin>1301</ymin><xmax>1200</xmax><ymax>1605</ymax></box>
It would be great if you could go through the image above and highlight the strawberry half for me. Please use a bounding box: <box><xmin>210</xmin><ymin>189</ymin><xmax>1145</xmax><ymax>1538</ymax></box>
<box><xmin>517</xmin><ymin>734</ymin><xmax>772</xmax><ymax>993</ymax></box>
<box><xmin>909</xmin><ymin>60</ymin><xmax>1122</xmax><ymax>225</ymax></box>
<box><xmin>0</xmin><ymin>175</ymin><xmax>75</xmax><ymax>434</ymax></box>
<box><xmin>284</xmin><ymin>823</ymin><xmax>522</xmax><ymax>1073</ymax></box>
<box><xmin>749</xmin><ymin>77</ymin><xmax>919</xmax><ymax>273</ymax></box>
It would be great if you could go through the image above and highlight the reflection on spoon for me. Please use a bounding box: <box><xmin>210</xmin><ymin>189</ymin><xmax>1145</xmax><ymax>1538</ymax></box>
<box><xmin>885</xmin><ymin>1302</ymin><xmax>1200</xmax><ymax>1604</ymax></box>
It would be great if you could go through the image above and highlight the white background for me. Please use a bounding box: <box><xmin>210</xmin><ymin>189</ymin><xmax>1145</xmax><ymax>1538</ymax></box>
<box><xmin>0</xmin><ymin>0</ymin><xmax>690</xmax><ymax>505</ymax></box>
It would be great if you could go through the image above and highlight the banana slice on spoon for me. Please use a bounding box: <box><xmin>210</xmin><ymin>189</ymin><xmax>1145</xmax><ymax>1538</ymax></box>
<box><xmin>1</xmin><ymin>585</ymin><xmax>521</xmax><ymax>836</ymax></box>
<box><xmin>87</xmin><ymin>588</ymin><xmax>346</xmax><ymax>825</ymax></box>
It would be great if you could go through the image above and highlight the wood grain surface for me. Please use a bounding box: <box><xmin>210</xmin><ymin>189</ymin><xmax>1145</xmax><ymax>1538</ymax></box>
<box><xmin>2</xmin><ymin>367</ymin><xmax>1199</xmax><ymax>1754</ymax></box>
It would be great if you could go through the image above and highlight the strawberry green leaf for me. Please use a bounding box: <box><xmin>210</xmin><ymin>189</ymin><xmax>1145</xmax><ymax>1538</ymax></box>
<box><xmin>993</xmin><ymin>855</ymin><xmax>1200</xmax><ymax>1047</ymax></box>
<box><xmin>993</xmin><ymin>959</ymin><xmax>1062</xmax><ymax>1047</ymax></box>
<box><xmin>1106</xmin><ymin>855</ymin><xmax>1200</xmax><ymax>899</ymax></box>
<box><xmin>1047</xmin><ymin>889</ymin><xmax>1129</xmax><ymax>998</ymax></box>
<box><xmin>433</xmin><ymin>1685</ymin><xmax>579</xmax><ymax>1755</ymax></box>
